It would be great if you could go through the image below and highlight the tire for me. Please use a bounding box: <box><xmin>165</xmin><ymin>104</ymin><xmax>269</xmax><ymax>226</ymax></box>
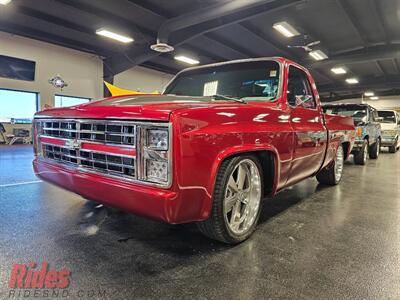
<box><xmin>354</xmin><ymin>140</ymin><xmax>368</xmax><ymax>165</ymax></box>
<box><xmin>316</xmin><ymin>144</ymin><xmax>344</xmax><ymax>185</ymax></box>
<box><xmin>197</xmin><ymin>155</ymin><xmax>263</xmax><ymax>244</ymax></box>
<box><xmin>369</xmin><ymin>139</ymin><xmax>380</xmax><ymax>159</ymax></box>
<box><xmin>389</xmin><ymin>138</ymin><xmax>398</xmax><ymax>153</ymax></box>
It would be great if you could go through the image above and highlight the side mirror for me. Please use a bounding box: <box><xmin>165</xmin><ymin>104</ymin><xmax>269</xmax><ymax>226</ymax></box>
<box><xmin>294</xmin><ymin>95</ymin><xmax>314</xmax><ymax>107</ymax></box>
<box><xmin>376</xmin><ymin>117</ymin><xmax>384</xmax><ymax>122</ymax></box>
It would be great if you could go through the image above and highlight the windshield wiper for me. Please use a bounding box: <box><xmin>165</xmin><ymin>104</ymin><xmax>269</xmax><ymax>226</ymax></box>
<box><xmin>210</xmin><ymin>94</ymin><xmax>247</xmax><ymax>104</ymax></box>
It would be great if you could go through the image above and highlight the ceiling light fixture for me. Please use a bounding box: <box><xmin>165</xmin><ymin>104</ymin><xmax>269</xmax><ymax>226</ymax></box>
<box><xmin>174</xmin><ymin>55</ymin><xmax>199</xmax><ymax>65</ymax></box>
<box><xmin>370</xmin><ymin>96</ymin><xmax>379</xmax><ymax>100</ymax></box>
<box><xmin>150</xmin><ymin>43</ymin><xmax>174</xmax><ymax>53</ymax></box>
<box><xmin>96</xmin><ymin>29</ymin><xmax>134</xmax><ymax>44</ymax></box>
<box><xmin>0</xmin><ymin>0</ymin><xmax>12</xmax><ymax>4</ymax></box>
<box><xmin>331</xmin><ymin>67</ymin><xmax>347</xmax><ymax>74</ymax></box>
<box><xmin>272</xmin><ymin>21</ymin><xmax>300</xmax><ymax>38</ymax></box>
<box><xmin>309</xmin><ymin>50</ymin><xmax>328</xmax><ymax>61</ymax></box>
<box><xmin>346</xmin><ymin>78</ymin><xmax>359</xmax><ymax>84</ymax></box>
<box><xmin>364</xmin><ymin>91</ymin><xmax>374</xmax><ymax>97</ymax></box>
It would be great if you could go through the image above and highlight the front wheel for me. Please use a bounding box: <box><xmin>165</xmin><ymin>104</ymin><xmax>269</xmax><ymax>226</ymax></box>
<box><xmin>354</xmin><ymin>140</ymin><xmax>368</xmax><ymax>165</ymax></box>
<box><xmin>369</xmin><ymin>139</ymin><xmax>380</xmax><ymax>159</ymax></box>
<box><xmin>197</xmin><ymin>155</ymin><xmax>263</xmax><ymax>244</ymax></box>
<box><xmin>316</xmin><ymin>144</ymin><xmax>344</xmax><ymax>185</ymax></box>
<box><xmin>389</xmin><ymin>138</ymin><xmax>398</xmax><ymax>153</ymax></box>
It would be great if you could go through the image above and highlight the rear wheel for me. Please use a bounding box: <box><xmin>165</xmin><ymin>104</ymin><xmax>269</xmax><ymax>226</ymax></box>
<box><xmin>369</xmin><ymin>139</ymin><xmax>380</xmax><ymax>159</ymax></box>
<box><xmin>354</xmin><ymin>140</ymin><xmax>368</xmax><ymax>165</ymax></box>
<box><xmin>197</xmin><ymin>155</ymin><xmax>263</xmax><ymax>244</ymax></box>
<box><xmin>316</xmin><ymin>144</ymin><xmax>344</xmax><ymax>185</ymax></box>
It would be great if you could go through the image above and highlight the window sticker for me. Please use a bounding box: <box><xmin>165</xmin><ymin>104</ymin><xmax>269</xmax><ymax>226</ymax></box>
<box><xmin>270</xmin><ymin>70</ymin><xmax>277</xmax><ymax>77</ymax></box>
<box><xmin>203</xmin><ymin>80</ymin><xmax>218</xmax><ymax>96</ymax></box>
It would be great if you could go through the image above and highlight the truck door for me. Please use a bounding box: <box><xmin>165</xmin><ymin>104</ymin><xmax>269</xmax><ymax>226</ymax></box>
<box><xmin>286</xmin><ymin>65</ymin><xmax>327</xmax><ymax>185</ymax></box>
<box><xmin>369</xmin><ymin>107</ymin><xmax>381</xmax><ymax>143</ymax></box>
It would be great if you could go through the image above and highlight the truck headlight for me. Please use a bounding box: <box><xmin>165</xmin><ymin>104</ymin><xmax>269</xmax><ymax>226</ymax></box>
<box><xmin>356</xmin><ymin>127</ymin><xmax>363</xmax><ymax>137</ymax></box>
<box><xmin>145</xmin><ymin>159</ymin><xmax>168</xmax><ymax>182</ymax></box>
<box><xmin>32</xmin><ymin>120</ymin><xmax>43</xmax><ymax>157</ymax></box>
<box><xmin>146</xmin><ymin>129</ymin><xmax>168</xmax><ymax>150</ymax></box>
<box><xmin>137</xmin><ymin>125</ymin><xmax>171</xmax><ymax>187</ymax></box>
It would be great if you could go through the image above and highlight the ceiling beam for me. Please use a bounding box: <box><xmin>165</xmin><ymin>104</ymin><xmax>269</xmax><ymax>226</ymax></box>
<box><xmin>128</xmin><ymin>0</ymin><xmax>251</xmax><ymax>59</ymax></box>
<box><xmin>369</xmin><ymin>0</ymin><xmax>390</xmax><ymax>44</ymax></box>
<box><xmin>156</xmin><ymin>0</ymin><xmax>277</xmax><ymax>44</ymax></box>
<box><xmin>110</xmin><ymin>0</ymin><xmax>304</xmax><ymax>74</ymax></box>
<box><xmin>321</xmin><ymin>89</ymin><xmax>400</xmax><ymax>102</ymax></box>
<box><xmin>7</xmin><ymin>4</ymin><xmax>120</xmax><ymax>56</ymax></box>
<box><xmin>51</xmin><ymin>0</ymin><xmax>225</xmax><ymax>73</ymax></box>
<box><xmin>335</xmin><ymin>0</ymin><xmax>369</xmax><ymax>46</ymax></box>
<box><xmin>393</xmin><ymin>58</ymin><xmax>400</xmax><ymax>74</ymax></box>
<box><xmin>375</xmin><ymin>61</ymin><xmax>386</xmax><ymax>76</ymax></box>
<box><xmin>317</xmin><ymin>75</ymin><xmax>400</xmax><ymax>94</ymax></box>
<box><xmin>311</xmin><ymin>45</ymin><xmax>400</xmax><ymax>69</ymax></box>
<box><xmin>0</xmin><ymin>20</ymin><xmax>110</xmax><ymax>57</ymax></box>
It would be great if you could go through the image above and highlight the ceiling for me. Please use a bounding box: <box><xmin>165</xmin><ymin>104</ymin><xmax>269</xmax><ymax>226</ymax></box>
<box><xmin>0</xmin><ymin>0</ymin><xmax>399</xmax><ymax>101</ymax></box>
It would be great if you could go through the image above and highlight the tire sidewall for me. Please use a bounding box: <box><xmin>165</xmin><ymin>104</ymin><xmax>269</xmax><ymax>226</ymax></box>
<box><xmin>218</xmin><ymin>155</ymin><xmax>264</xmax><ymax>243</ymax></box>
<box><xmin>334</xmin><ymin>144</ymin><xmax>344</xmax><ymax>184</ymax></box>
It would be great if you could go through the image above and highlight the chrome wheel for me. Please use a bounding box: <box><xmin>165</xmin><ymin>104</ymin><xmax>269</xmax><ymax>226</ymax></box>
<box><xmin>363</xmin><ymin>143</ymin><xmax>368</xmax><ymax>163</ymax></box>
<box><xmin>334</xmin><ymin>145</ymin><xmax>344</xmax><ymax>182</ymax></box>
<box><xmin>223</xmin><ymin>159</ymin><xmax>261</xmax><ymax>235</ymax></box>
<box><xmin>376</xmin><ymin>140</ymin><xmax>380</xmax><ymax>157</ymax></box>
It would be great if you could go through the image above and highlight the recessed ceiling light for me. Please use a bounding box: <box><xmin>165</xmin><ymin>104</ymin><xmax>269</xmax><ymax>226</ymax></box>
<box><xmin>370</xmin><ymin>96</ymin><xmax>379</xmax><ymax>100</ymax></box>
<box><xmin>174</xmin><ymin>55</ymin><xmax>199</xmax><ymax>65</ymax></box>
<box><xmin>346</xmin><ymin>78</ymin><xmax>359</xmax><ymax>84</ymax></box>
<box><xmin>331</xmin><ymin>67</ymin><xmax>347</xmax><ymax>74</ymax></box>
<box><xmin>96</xmin><ymin>29</ymin><xmax>134</xmax><ymax>44</ymax></box>
<box><xmin>364</xmin><ymin>91</ymin><xmax>374</xmax><ymax>97</ymax></box>
<box><xmin>309</xmin><ymin>50</ymin><xmax>328</xmax><ymax>61</ymax></box>
<box><xmin>272</xmin><ymin>21</ymin><xmax>300</xmax><ymax>38</ymax></box>
<box><xmin>0</xmin><ymin>0</ymin><xmax>12</xmax><ymax>5</ymax></box>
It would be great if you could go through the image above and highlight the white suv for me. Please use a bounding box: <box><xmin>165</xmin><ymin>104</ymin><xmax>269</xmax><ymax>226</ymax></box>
<box><xmin>378</xmin><ymin>110</ymin><xmax>400</xmax><ymax>153</ymax></box>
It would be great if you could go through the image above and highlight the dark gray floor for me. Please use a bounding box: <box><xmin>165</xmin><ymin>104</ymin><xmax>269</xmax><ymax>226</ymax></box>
<box><xmin>0</xmin><ymin>145</ymin><xmax>399</xmax><ymax>299</ymax></box>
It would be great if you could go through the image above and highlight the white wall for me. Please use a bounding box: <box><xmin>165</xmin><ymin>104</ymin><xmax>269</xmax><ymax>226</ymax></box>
<box><xmin>331</xmin><ymin>95</ymin><xmax>400</xmax><ymax>110</ymax></box>
<box><xmin>0</xmin><ymin>31</ymin><xmax>103</xmax><ymax>109</ymax></box>
<box><xmin>114</xmin><ymin>66</ymin><xmax>173</xmax><ymax>93</ymax></box>
<box><xmin>0</xmin><ymin>31</ymin><xmax>174</xmax><ymax>141</ymax></box>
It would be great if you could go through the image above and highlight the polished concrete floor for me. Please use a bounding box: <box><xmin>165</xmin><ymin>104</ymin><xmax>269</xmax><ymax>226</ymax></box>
<box><xmin>0</xmin><ymin>145</ymin><xmax>399</xmax><ymax>299</ymax></box>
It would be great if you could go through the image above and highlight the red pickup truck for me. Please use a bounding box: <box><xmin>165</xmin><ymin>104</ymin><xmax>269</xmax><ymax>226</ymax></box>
<box><xmin>33</xmin><ymin>57</ymin><xmax>355</xmax><ymax>244</ymax></box>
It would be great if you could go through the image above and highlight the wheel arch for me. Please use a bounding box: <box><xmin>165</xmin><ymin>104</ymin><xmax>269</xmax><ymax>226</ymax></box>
<box><xmin>209</xmin><ymin>145</ymin><xmax>280</xmax><ymax>199</ymax></box>
<box><xmin>341</xmin><ymin>141</ymin><xmax>351</xmax><ymax>160</ymax></box>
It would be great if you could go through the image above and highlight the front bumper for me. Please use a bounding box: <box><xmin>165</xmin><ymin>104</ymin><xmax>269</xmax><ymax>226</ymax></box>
<box><xmin>351</xmin><ymin>140</ymin><xmax>364</xmax><ymax>153</ymax></box>
<box><xmin>381</xmin><ymin>136</ymin><xmax>398</xmax><ymax>147</ymax></box>
<box><xmin>33</xmin><ymin>158</ymin><xmax>208</xmax><ymax>224</ymax></box>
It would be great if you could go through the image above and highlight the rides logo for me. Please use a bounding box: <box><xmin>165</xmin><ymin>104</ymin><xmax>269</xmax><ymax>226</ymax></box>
<box><xmin>8</xmin><ymin>261</ymin><xmax>70</xmax><ymax>289</ymax></box>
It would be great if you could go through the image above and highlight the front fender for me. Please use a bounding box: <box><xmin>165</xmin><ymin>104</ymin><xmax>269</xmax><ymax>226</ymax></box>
<box><xmin>202</xmin><ymin>143</ymin><xmax>281</xmax><ymax>217</ymax></box>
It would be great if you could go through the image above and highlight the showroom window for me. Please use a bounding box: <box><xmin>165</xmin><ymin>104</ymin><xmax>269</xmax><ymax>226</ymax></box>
<box><xmin>0</xmin><ymin>88</ymin><xmax>38</xmax><ymax>123</ymax></box>
<box><xmin>54</xmin><ymin>95</ymin><xmax>90</xmax><ymax>107</ymax></box>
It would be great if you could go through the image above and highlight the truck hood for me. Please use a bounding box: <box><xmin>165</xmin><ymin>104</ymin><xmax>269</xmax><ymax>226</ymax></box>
<box><xmin>34</xmin><ymin>95</ymin><xmax>247</xmax><ymax>121</ymax></box>
<box><xmin>380</xmin><ymin>123</ymin><xmax>397</xmax><ymax>130</ymax></box>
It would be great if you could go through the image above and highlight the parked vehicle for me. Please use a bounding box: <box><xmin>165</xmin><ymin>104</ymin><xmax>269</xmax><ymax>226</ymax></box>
<box><xmin>378</xmin><ymin>110</ymin><xmax>400</xmax><ymax>153</ymax></box>
<box><xmin>32</xmin><ymin>57</ymin><xmax>355</xmax><ymax>244</ymax></box>
<box><xmin>323</xmin><ymin>103</ymin><xmax>381</xmax><ymax>165</ymax></box>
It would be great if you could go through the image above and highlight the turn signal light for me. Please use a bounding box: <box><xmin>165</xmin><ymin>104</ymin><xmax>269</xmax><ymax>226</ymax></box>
<box><xmin>356</xmin><ymin>127</ymin><xmax>362</xmax><ymax>137</ymax></box>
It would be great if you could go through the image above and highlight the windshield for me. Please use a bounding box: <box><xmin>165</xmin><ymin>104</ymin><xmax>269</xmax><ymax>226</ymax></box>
<box><xmin>164</xmin><ymin>61</ymin><xmax>280</xmax><ymax>102</ymax></box>
<box><xmin>323</xmin><ymin>106</ymin><xmax>368</xmax><ymax>126</ymax></box>
<box><xmin>378</xmin><ymin>111</ymin><xmax>396</xmax><ymax>123</ymax></box>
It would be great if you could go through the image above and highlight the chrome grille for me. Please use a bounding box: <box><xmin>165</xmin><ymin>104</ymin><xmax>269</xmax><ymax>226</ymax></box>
<box><xmin>40</xmin><ymin>120</ymin><xmax>136</xmax><ymax>146</ymax></box>
<box><xmin>34</xmin><ymin>118</ymin><xmax>172</xmax><ymax>187</ymax></box>
<box><xmin>42</xmin><ymin>144</ymin><xmax>135</xmax><ymax>178</ymax></box>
